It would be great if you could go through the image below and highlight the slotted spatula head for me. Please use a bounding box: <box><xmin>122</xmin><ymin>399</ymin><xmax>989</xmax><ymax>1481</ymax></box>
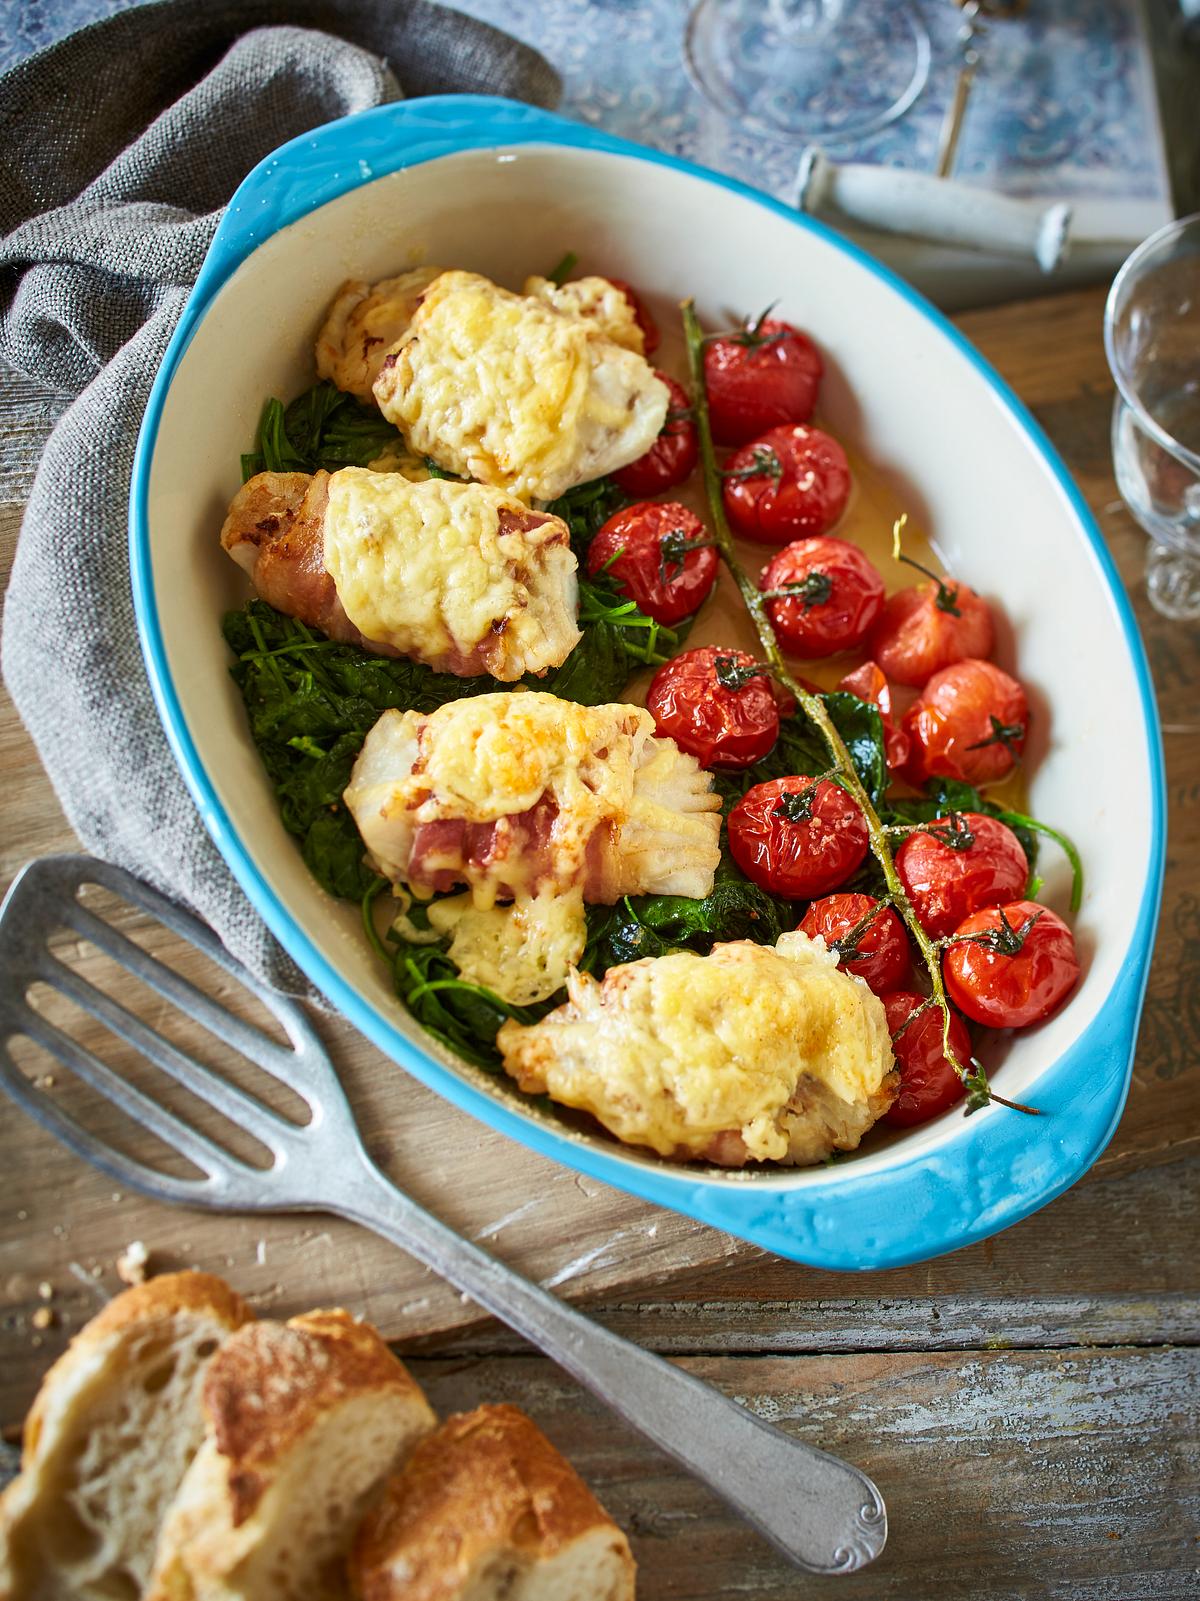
<box><xmin>0</xmin><ymin>855</ymin><xmax>364</xmax><ymax>1212</ymax></box>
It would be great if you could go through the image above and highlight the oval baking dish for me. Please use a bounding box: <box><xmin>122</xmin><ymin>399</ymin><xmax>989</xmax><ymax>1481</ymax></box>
<box><xmin>129</xmin><ymin>97</ymin><xmax>1165</xmax><ymax>1269</ymax></box>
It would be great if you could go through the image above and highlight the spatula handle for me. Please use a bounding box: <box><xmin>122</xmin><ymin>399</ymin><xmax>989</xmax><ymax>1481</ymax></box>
<box><xmin>335</xmin><ymin>1157</ymin><xmax>886</xmax><ymax>1575</ymax></box>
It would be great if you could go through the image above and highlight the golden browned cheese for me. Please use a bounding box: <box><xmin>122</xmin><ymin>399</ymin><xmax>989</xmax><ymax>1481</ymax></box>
<box><xmin>220</xmin><ymin>469</ymin><xmax>581</xmax><ymax>680</ymax></box>
<box><xmin>522</xmin><ymin>273</ymin><xmax>645</xmax><ymax>352</ymax></box>
<box><xmin>315</xmin><ymin>266</ymin><xmax>444</xmax><ymax>400</ymax></box>
<box><xmin>498</xmin><ymin>933</ymin><xmax>898</xmax><ymax>1166</ymax></box>
<box><xmin>372</xmin><ymin>270</ymin><xmax>669</xmax><ymax>501</ymax></box>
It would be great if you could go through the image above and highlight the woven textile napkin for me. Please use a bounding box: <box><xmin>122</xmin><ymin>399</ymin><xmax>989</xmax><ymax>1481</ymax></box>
<box><xmin>0</xmin><ymin>0</ymin><xmax>559</xmax><ymax>992</ymax></box>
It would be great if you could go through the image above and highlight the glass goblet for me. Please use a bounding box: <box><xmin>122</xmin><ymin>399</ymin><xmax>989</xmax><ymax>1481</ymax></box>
<box><xmin>1105</xmin><ymin>213</ymin><xmax>1200</xmax><ymax>621</ymax></box>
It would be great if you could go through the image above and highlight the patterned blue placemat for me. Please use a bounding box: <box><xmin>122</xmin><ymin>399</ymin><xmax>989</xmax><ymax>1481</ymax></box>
<box><xmin>3</xmin><ymin>0</ymin><xmax>1169</xmax><ymax>205</ymax></box>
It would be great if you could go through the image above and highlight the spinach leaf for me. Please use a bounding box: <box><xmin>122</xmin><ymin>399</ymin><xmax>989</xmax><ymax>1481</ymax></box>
<box><xmin>712</xmin><ymin>691</ymin><xmax>888</xmax><ymax>809</ymax></box>
<box><xmin>391</xmin><ymin>942</ymin><xmax>559</xmax><ymax>1069</ymax></box>
<box><xmin>583</xmin><ymin>856</ymin><xmax>787</xmax><ymax>974</ymax></box>
<box><xmin>222</xmin><ymin>602</ymin><xmax>500</xmax><ymax>899</ymax></box>
<box><xmin>881</xmin><ymin>777</ymin><xmax>1041</xmax><ymax>877</ymax></box>
<box><xmin>537</xmin><ymin>577</ymin><xmax>686</xmax><ymax>705</ymax></box>
<box><xmin>824</xmin><ymin>691</ymin><xmax>889</xmax><ymax>807</ymax></box>
<box><xmin>543</xmin><ymin>477</ymin><xmax>629</xmax><ymax>562</ymax></box>
<box><xmin>242</xmin><ymin>381</ymin><xmax>402</xmax><ymax>480</ymax></box>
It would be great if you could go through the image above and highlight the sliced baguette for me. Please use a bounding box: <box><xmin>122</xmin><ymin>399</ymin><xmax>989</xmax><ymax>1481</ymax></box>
<box><xmin>0</xmin><ymin>1271</ymin><xmax>252</xmax><ymax>1601</ymax></box>
<box><xmin>146</xmin><ymin>1308</ymin><xmax>436</xmax><ymax>1601</ymax></box>
<box><xmin>350</xmin><ymin>1403</ymin><xmax>637</xmax><ymax>1601</ymax></box>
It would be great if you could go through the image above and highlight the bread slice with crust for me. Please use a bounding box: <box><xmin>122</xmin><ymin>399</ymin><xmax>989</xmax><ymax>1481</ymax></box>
<box><xmin>350</xmin><ymin>1404</ymin><xmax>636</xmax><ymax>1601</ymax></box>
<box><xmin>146</xmin><ymin>1308</ymin><xmax>436</xmax><ymax>1601</ymax></box>
<box><xmin>0</xmin><ymin>1271</ymin><xmax>253</xmax><ymax>1601</ymax></box>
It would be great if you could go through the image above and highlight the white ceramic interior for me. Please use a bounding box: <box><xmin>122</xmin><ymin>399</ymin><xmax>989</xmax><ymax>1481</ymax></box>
<box><xmin>142</xmin><ymin>144</ymin><xmax>1155</xmax><ymax>1190</ymax></box>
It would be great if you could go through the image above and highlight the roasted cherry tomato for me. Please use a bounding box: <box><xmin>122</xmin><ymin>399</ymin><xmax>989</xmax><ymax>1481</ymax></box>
<box><xmin>607</xmin><ymin>276</ymin><xmax>660</xmax><ymax>355</ymax></box>
<box><xmin>723</xmin><ymin>425</ymin><xmax>851</xmax><ymax>546</ymax></box>
<box><xmin>798</xmin><ymin>892</ymin><xmax>910</xmax><ymax>994</ymax></box>
<box><xmin>869</xmin><ymin>572</ymin><xmax>994</xmax><ymax>688</ymax></box>
<box><xmin>903</xmin><ymin>658</ymin><xmax>1028</xmax><ymax>789</ymax></box>
<box><xmin>587</xmin><ymin>502</ymin><xmax>717</xmax><ymax>626</ymax></box>
<box><xmin>727</xmin><ymin>776</ymin><xmax>869</xmax><ymax>899</ymax></box>
<box><xmin>760</xmin><ymin>536</ymin><xmax>885</xmax><ymax>658</ymax></box>
<box><xmin>647</xmin><ymin>646</ymin><xmax>779</xmax><ymax>770</ymax></box>
<box><xmin>838</xmin><ymin>660</ymin><xmax>910</xmax><ymax>771</ymax></box>
<box><xmin>896</xmin><ymin>812</ymin><xmax>1028</xmax><ymax>940</ymax></box>
<box><xmin>704</xmin><ymin>315</ymin><xmax>822</xmax><ymax>445</ymax></box>
<box><xmin>881</xmin><ymin>992</ymin><xmax>970</xmax><ymax>1127</ymax></box>
<box><xmin>944</xmin><ymin>900</ymin><xmax>1080</xmax><ymax>1029</ymax></box>
<box><xmin>613</xmin><ymin>374</ymin><xmax>698</xmax><ymax>496</ymax></box>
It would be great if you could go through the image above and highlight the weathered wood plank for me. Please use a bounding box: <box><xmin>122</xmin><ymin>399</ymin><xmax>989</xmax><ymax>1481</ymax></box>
<box><xmin>407</xmin><ymin>1348</ymin><xmax>1200</xmax><ymax>1600</ymax></box>
<box><xmin>412</xmin><ymin>1291</ymin><xmax>1200</xmax><ymax>1357</ymax></box>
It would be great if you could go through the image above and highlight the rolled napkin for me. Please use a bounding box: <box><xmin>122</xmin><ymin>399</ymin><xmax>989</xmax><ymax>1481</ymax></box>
<box><xmin>0</xmin><ymin>1</ymin><xmax>559</xmax><ymax>993</ymax></box>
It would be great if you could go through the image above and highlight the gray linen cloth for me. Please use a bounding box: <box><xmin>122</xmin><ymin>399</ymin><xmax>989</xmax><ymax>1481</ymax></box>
<box><xmin>0</xmin><ymin>2</ymin><xmax>559</xmax><ymax>993</ymax></box>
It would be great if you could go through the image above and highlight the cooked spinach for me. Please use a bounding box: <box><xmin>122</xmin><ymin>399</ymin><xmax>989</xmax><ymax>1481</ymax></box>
<box><xmin>223</xmin><ymin>602</ymin><xmax>500</xmax><ymax>899</ymax></box>
<box><xmin>543</xmin><ymin>476</ymin><xmax>630</xmax><ymax>562</ymax></box>
<box><xmin>241</xmin><ymin>381</ymin><xmax>403</xmax><ymax>480</ymax></box>
<box><xmin>389</xmin><ymin>940</ymin><xmax>559</xmax><ymax>1070</ymax></box>
<box><xmin>583</xmin><ymin>856</ymin><xmax>788</xmax><ymax>972</ymax></box>
<box><xmin>712</xmin><ymin>691</ymin><xmax>889</xmax><ymax>811</ymax></box>
<box><xmin>882</xmin><ymin>777</ymin><xmax>1040</xmax><ymax>873</ymax></box>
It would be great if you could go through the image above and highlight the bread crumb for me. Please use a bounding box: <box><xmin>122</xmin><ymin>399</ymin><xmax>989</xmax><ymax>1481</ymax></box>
<box><xmin>116</xmin><ymin>1241</ymin><xmax>149</xmax><ymax>1286</ymax></box>
<box><xmin>39</xmin><ymin>1073</ymin><xmax>56</xmax><ymax>1089</ymax></box>
<box><xmin>31</xmin><ymin>1307</ymin><xmax>54</xmax><ymax>1331</ymax></box>
<box><xmin>36</xmin><ymin>1281</ymin><xmax>53</xmax><ymax>1301</ymax></box>
<box><xmin>90</xmin><ymin>1264</ymin><xmax>103</xmax><ymax>1279</ymax></box>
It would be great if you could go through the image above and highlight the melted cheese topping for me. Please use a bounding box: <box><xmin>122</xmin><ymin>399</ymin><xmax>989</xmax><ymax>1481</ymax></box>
<box><xmin>322</xmin><ymin>470</ymin><xmax>579</xmax><ymax>679</ymax></box>
<box><xmin>372</xmin><ymin>271</ymin><xmax>668</xmax><ymax>502</ymax></box>
<box><xmin>522</xmin><ymin>274</ymin><xmax>644</xmax><ymax>353</ymax></box>
<box><xmin>497</xmin><ymin>933</ymin><xmax>896</xmax><ymax>1164</ymax></box>
<box><xmin>427</xmin><ymin>887</ymin><xmax>587</xmax><ymax>1005</ymax></box>
<box><xmin>342</xmin><ymin>692</ymin><xmax>721</xmax><ymax>910</ymax></box>
<box><xmin>315</xmin><ymin>266</ymin><xmax>444</xmax><ymax>400</ymax></box>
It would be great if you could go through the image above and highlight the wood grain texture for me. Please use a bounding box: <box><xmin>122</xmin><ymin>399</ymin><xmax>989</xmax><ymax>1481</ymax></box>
<box><xmin>409</xmin><ymin>1348</ymin><xmax>1200</xmax><ymax>1600</ymax></box>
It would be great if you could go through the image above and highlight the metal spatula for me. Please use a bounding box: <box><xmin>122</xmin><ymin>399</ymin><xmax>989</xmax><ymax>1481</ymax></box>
<box><xmin>0</xmin><ymin>854</ymin><xmax>886</xmax><ymax>1575</ymax></box>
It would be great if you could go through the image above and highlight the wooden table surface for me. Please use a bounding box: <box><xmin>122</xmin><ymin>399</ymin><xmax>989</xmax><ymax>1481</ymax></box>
<box><xmin>2</xmin><ymin>285</ymin><xmax>1198</xmax><ymax>1598</ymax></box>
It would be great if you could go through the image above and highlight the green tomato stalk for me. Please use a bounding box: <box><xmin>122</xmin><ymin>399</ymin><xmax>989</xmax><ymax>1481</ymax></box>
<box><xmin>681</xmin><ymin>299</ymin><xmax>1037</xmax><ymax>1118</ymax></box>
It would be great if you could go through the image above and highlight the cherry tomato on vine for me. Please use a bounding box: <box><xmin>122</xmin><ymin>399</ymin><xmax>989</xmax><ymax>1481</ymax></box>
<box><xmin>606</xmin><ymin>276</ymin><xmax>660</xmax><ymax>355</ymax></box>
<box><xmin>903</xmin><ymin>658</ymin><xmax>1028</xmax><ymax>789</ymax></box>
<box><xmin>587</xmin><ymin>502</ymin><xmax>717</xmax><ymax>626</ymax></box>
<box><xmin>647</xmin><ymin>646</ymin><xmax>779</xmax><ymax>769</ymax></box>
<box><xmin>943</xmin><ymin>900</ymin><xmax>1080</xmax><ymax>1029</ymax></box>
<box><xmin>722</xmin><ymin>425</ymin><xmax>851</xmax><ymax>546</ymax></box>
<box><xmin>798</xmin><ymin>892</ymin><xmax>910</xmax><ymax>994</ymax></box>
<box><xmin>759</xmin><ymin>536</ymin><xmax>885</xmax><ymax>658</ymax></box>
<box><xmin>613</xmin><ymin>374</ymin><xmax>698</xmax><ymax>496</ymax></box>
<box><xmin>837</xmin><ymin>659</ymin><xmax>910</xmax><ymax>772</ymax></box>
<box><xmin>895</xmin><ymin>812</ymin><xmax>1028</xmax><ymax>940</ymax></box>
<box><xmin>727</xmin><ymin>776</ymin><xmax>869</xmax><ymax>899</ymax></box>
<box><xmin>869</xmin><ymin>572</ymin><xmax>994</xmax><ymax>688</ymax></box>
<box><xmin>704</xmin><ymin>314</ymin><xmax>822</xmax><ymax>445</ymax></box>
<box><xmin>880</xmin><ymin>992</ymin><xmax>971</xmax><ymax>1128</ymax></box>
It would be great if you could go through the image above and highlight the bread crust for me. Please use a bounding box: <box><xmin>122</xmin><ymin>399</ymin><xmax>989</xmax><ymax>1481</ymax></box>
<box><xmin>202</xmin><ymin>1309</ymin><xmax>432</xmax><ymax>1527</ymax></box>
<box><xmin>145</xmin><ymin>1309</ymin><xmax>436</xmax><ymax>1601</ymax></box>
<box><xmin>351</xmin><ymin>1404</ymin><xmax>636</xmax><ymax>1601</ymax></box>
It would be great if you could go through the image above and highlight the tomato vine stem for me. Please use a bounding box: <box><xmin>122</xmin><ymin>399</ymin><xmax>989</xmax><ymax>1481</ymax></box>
<box><xmin>681</xmin><ymin>298</ymin><xmax>1037</xmax><ymax>1118</ymax></box>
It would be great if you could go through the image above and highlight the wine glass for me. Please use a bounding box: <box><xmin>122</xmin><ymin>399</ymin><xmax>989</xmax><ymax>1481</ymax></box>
<box><xmin>684</xmin><ymin>0</ymin><xmax>932</xmax><ymax>144</ymax></box>
<box><xmin>1105</xmin><ymin>214</ymin><xmax>1200</xmax><ymax>621</ymax></box>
